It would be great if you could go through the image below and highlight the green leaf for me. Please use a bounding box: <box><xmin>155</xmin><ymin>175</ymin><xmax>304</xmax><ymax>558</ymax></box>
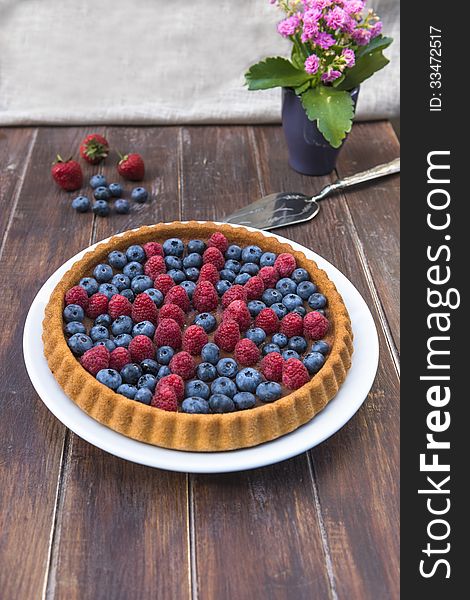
<box><xmin>294</xmin><ymin>81</ymin><xmax>311</xmax><ymax>95</ymax></box>
<box><xmin>245</xmin><ymin>57</ymin><xmax>310</xmax><ymax>91</ymax></box>
<box><xmin>301</xmin><ymin>87</ymin><xmax>354</xmax><ymax>148</ymax></box>
<box><xmin>291</xmin><ymin>45</ymin><xmax>304</xmax><ymax>71</ymax></box>
<box><xmin>357</xmin><ymin>35</ymin><xmax>393</xmax><ymax>58</ymax></box>
<box><xmin>335</xmin><ymin>50</ymin><xmax>389</xmax><ymax>91</ymax></box>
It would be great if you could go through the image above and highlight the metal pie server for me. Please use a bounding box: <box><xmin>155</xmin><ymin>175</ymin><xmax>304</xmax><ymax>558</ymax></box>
<box><xmin>224</xmin><ymin>157</ymin><xmax>400</xmax><ymax>231</ymax></box>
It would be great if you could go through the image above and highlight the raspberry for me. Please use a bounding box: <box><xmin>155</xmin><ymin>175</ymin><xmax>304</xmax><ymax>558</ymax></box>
<box><xmin>86</xmin><ymin>293</ymin><xmax>109</xmax><ymax>319</ymax></box>
<box><xmin>202</xmin><ymin>246</ymin><xmax>225</xmax><ymax>270</ymax></box>
<box><xmin>158</xmin><ymin>303</ymin><xmax>185</xmax><ymax>328</ymax></box>
<box><xmin>109</xmin><ymin>347</ymin><xmax>131</xmax><ymax>371</ymax></box>
<box><xmin>274</xmin><ymin>253</ymin><xmax>296</xmax><ymax>277</ymax></box>
<box><xmin>303</xmin><ymin>311</ymin><xmax>330</xmax><ymax>340</ymax></box>
<box><xmin>214</xmin><ymin>319</ymin><xmax>240</xmax><ymax>352</ymax></box>
<box><xmin>207</xmin><ymin>231</ymin><xmax>229</xmax><ymax>253</ymax></box>
<box><xmin>221</xmin><ymin>285</ymin><xmax>247</xmax><ymax>309</ymax></box>
<box><xmin>108</xmin><ymin>294</ymin><xmax>132</xmax><ymax>319</ymax></box>
<box><xmin>132</xmin><ymin>293</ymin><xmax>158</xmax><ymax>324</ymax></box>
<box><xmin>279</xmin><ymin>312</ymin><xmax>304</xmax><ymax>337</ymax></box>
<box><xmin>255</xmin><ymin>308</ymin><xmax>279</xmax><ymax>335</ymax></box>
<box><xmin>65</xmin><ymin>285</ymin><xmax>88</xmax><ymax>309</ymax></box>
<box><xmin>129</xmin><ymin>335</ymin><xmax>155</xmax><ymax>363</ymax></box>
<box><xmin>151</xmin><ymin>385</ymin><xmax>178</xmax><ymax>411</ymax></box>
<box><xmin>157</xmin><ymin>374</ymin><xmax>185</xmax><ymax>401</ymax></box>
<box><xmin>282</xmin><ymin>358</ymin><xmax>310</xmax><ymax>390</ymax></box>
<box><xmin>169</xmin><ymin>351</ymin><xmax>196</xmax><ymax>380</ymax></box>
<box><xmin>258</xmin><ymin>266</ymin><xmax>279</xmax><ymax>289</ymax></box>
<box><xmin>164</xmin><ymin>286</ymin><xmax>190</xmax><ymax>312</ymax></box>
<box><xmin>234</xmin><ymin>339</ymin><xmax>260</xmax><ymax>366</ymax></box>
<box><xmin>244</xmin><ymin>275</ymin><xmax>265</xmax><ymax>300</ymax></box>
<box><xmin>260</xmin><ymin>352</ymin><xmax>284</xmax><ymax>382</ymax></box>
<box><xmin>182</xmin><ymin>325</ymin><xmax>208</xmax><ymax>355</ymax></box>
<box><xmin>198</xmin><ymin>263</ymin><xmax>220</xmax><ymax>285</ymax></box>
<box><xmin>223</xmin><ymin>300</ymin><xmax>252</xmax><ymax>331</ymax></box>
<box><xmin>154</xmin><ymin>318</ymin><xmax>182</xmax><ymax>349</ymax></box>
<box><xmin>154</xmin><ymin>274</ymin><xmax>175</xmax><ymax>296</ymax></box>
<box><xmin>193</xmin><ymin>281</ymin><xmax>218</xmax><ymax>312</ymax></box>
<box><xmin>144</xmin><ymin>255</ymin><xmax>166</xmax><ymax>280</ymax></box>
<box><xmin>143</xmin><ymin>241</ymin><xmax>164</xmax><ymax>258</ymax></box>
<box><xmin>80</xmin><ymin>345</ymin><xmax>110</xmax><ymax>376</ymax></box>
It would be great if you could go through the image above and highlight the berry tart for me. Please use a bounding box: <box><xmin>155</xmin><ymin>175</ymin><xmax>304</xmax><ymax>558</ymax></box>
<box><xmin>43</xmin><ymin>222</ymin><xmax>353</xmax><ymax>451</ymax></box>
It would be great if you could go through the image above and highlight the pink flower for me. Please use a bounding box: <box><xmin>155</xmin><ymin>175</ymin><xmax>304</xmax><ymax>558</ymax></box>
<box><xmin>321</xmin><ymin>69</ymin><xmax>342</xmax><ymax>83</ymax></box>
<box><xmin>342</xmin><ymin>0</ymin><xmax>365</xmax><ymax>14</ymax></box>
<box><xmin>341</xmin><ymin>48</ymin><xmax>356</xmax><ymax>67</ymax></box>
<box><xmin>351</xmin><ymin>27</ymin><xmax>371</xmax><ymax>45</ymax></box>
<box><xmin>301</xmin><ymin>21</ymin><xmax>319</xmax><ymax>41</ymax></box>
<box><xmin>277</xmin><ymin>14</ymin><xmax>301</xmax><ymax>37</ymax></box>
<box><xmin>324</xmin><ymin>7</ymin><xmax>349</xmax><ymax>30</ymax></box>
<box><xmin>304</xmin><ymin>54</ymin><xmax>320</xmax><ymax>74</ymax></box>
<box><xmin>303</xmin><ymin>8</ymin><xmax>322</xmax><ymax>25</ymax></box>
<box><xmin>369</xmin><ymin>21</ymin><xmax>383</xmax><ymax>38</ymax></box>
<box><xmin>313</xmin><ymin>32</ymin><xmax>336</xmax><ymax>49</ymax></box>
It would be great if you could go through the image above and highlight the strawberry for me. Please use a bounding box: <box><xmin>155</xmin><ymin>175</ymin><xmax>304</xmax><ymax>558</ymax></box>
<box><xmin>51</xmin><ymin>155</ymin><xmax>83</xmax><ymax>191</ymax></box>
<box><xmin>79</xmin><ymin>134</ymin><xmax>109</xmax><ymax>165</ymax></box>
<box><xmin>117</xmin><ymin>152</ymin><xmax>145</xmax><ymax>181</ymax></box>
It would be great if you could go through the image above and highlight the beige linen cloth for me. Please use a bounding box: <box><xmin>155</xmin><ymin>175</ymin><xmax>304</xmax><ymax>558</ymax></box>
<box><xmin>0</xmin><ymin>0</ymin><xmax>399</xmax><ymax>125</ymax></box>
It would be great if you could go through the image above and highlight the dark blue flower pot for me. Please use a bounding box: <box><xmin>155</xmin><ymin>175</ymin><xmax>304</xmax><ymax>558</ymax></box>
<box><xmin>281</xmin><ymin>86</ymin><xmax>360</xmax><ymax>176</ymax></box>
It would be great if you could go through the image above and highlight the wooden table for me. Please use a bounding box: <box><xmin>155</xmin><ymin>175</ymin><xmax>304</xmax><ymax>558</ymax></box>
<box><xmin>0</xmin><ymin>122</ymin><xmax>399</xmax><ymax>600</ymax></box>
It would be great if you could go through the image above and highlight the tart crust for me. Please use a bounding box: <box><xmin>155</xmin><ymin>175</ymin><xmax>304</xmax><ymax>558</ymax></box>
<box><xmin>43</xmin><ymin>222</ymin><xmax>353</xmax><ymax>452</ymax></box>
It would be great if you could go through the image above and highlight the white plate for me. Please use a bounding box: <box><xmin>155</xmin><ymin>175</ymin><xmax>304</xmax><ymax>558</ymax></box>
<box><xmin>23</xmin><ymin>224</ymin><xmax>379</xmax><ymax>473</ymax></box>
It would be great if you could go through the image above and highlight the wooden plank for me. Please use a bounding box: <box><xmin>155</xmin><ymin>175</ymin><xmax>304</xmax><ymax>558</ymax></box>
<box><xmin>0</xmin><ymin>127</ymin><xmax>96</xmax><ymax>600</ymax></box>
<box><xmin>49</xmin><ymin>127</ymin><xmax>191</xmax><ymax>600</ymax></box>
<box><xmin>254</xmin><ymin>125</ymin><xmax>400</xmax><ymax>600</ymax></box>
<box><xmin>181</xmin><ymin>126</ymin><xmax>332</xmax><ymax>600</ymax></box>
<box><xmin>335</xmin><ymin>121</ymin><xmax>400</xmax><ymax>351</ymax></box>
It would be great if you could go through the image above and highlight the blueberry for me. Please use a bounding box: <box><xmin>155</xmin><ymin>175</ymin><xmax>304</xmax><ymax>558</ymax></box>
<box><xmin>292</xmin><ymin>306</ymin><xmax>307</xmax><ymax>317</ymax></box>
<box><xmin>219</xmin><ymin>269</ymin><xmax>236</xmax><ymax>283</ymax></box>
<box><xmin>141</xmin><ymin>358</ymin><xmax>160</xmax><ymax>375</ymax></box>
<box><xmin>291</xmin><ymin>268</ymin><xmax>310</xmax><ymax>284</ymax></box>
<box><xmin>276</xmin><ymin>278</ymin><xmax>297</xmax><ymax>296</ymax></box>
<box><xmin>271</xmin><ymin>303</ymin><xmax>288</xmax><ymax>319</ymax></box>
<box><xmin>117</xmin><ymin>384</ymin><xmax>137</xmax><ymax>399</ymax></box>
<box><xmin>131</xmin><ymin>187</ymin><xmax>148</xmax><ymax>203</ymax></box>
<box><xmin>262</xmin><ymin>288</ymin><xmax>283</xmax><ymax>306</ymax></box>
<box><xmin>282</xmin><ymin>293</ymin><xmax>303</xmax><ymax>311</ymax></box>
<box><xmin>262</xmin><ymin>343</ymin><xmax>281</xmax><ymax>356</ymax></box>
<box><xmin>187</xmin><ymin>239</ymin><xmax>206</xmax><ymax>254</ymax></box>
<box><xmin>72</xmin><ymin>195</ymin><xmax>91</xmax><ymax>213</ymax></box>
<box><xmin>67</xmin><ymin>333</ymin><xmax>93</xmax><ymax>355</ymax></box>
<box><xmin>233</xmin><ymin>392</ymin><xmax>256</xmax><ymax>410</ymax></box>
<box><xmin>288</xmin><ymin>336</ymin><xmax>307</xmax><ymax>353</ymax></box>
<box><xmin>297</xmin><ymin>281</ymin><xmax>317</xmax><ymax>300</ymax></box>
<box><xmin>163</xmin><ymin>238</ymin><xmax>184</xmax><ymax>257</ymax></box>
<box><xmin>108</xmin><ymin>251</ymin><xmax>128</xmax><ymax>269</ymax></box>
<box><xmin>126</xmin><ymin>244</ymin><xmax>146</xmax><ymax>263</ymax></box>
<box><xmin>182</xmin><ymin>397</ymin><xmax>210</xmax><ymax>414</ymax></box>
<box><xmin>196</xmin><ymin>362</ymin><xmax>217</xmax><ymax>382</ymax></box>
<box><xmin>247</xmin><ymin>300</ymin><xmax>266</xmax><ymax>317</ymax></box>
<box><xmin>308</xmin><ymin>293</ymin><xmax>327</xmax><ymax>309</ymax></box>
<box><xmin>194</xmin><ymin>312</ymin><xmax>217</xmax><ymax>333</ymax></box>
<box><xmin>90</xmin><ymin>325</ymin><xmax>109</xmax><ymax>342</ymax></box>
<box><xmin>260</xmin><ymin>252</ymin><xmax>276</xmax><ymax>267</ymax></box>
<box><xmin>245</xmin><ymin>327</ymin><xmax>266</xmax><ymax>346</ymax></box>
<box><xmin>185</xmin><ymin>380</ymin><xmax>210</xmax><ymax>400</ymax></box>
<box><xmin>282</xmin><ymin>349</ymin><xmax>300</xmax><ymax>360</ymax></box>
<box><xmin>123</xmin><ymin>261</ymin><xmax>144</xmax><ymax>278</ymax></box>
<box><xmin>63</xmin><ymin>304</ymin><xmax>84</xmax><ymax>322</ymax></box>
<box><xmin>234</xmin><ymin>273</ymin><xmax>251</xmax><ymax>285</ymax></box>
<box><xmin>157</xmin><ymin>365</ymin><xmax>171</xmax><ymax>380</ymax></box>
<box><xmin>201</xmin><ymin>343</ymin><xmax>220</xmax><ymax>365</ymax></box>
<box><xmin>303</xmin><ymin>352</ymin><xmax>325</xmax><ymax>374</ymax></box>
<box><xmin>111</xmin><ymin>316</ymin><xmax>133</xmax><ymax>336</ymax></box>
<box><xmin>272</xmin><ymin>333</ymin><xmax>288</xmax><ymax>348</ymax></box>
<box><xmin>113</xmin><ymin>333</ymin><xmax>133</xmax><ymax>348</ymax></box>
<box><xmin>311</xmin><ymin>340</ymin><xmax>330</xmax><ymax>355</ymax></box>
<box><xmin>235</xmin><ymin>368</ymin><xmax>263</xmax><ymax>393</ymax></box>
<box><xmin>111</xmin><ymin>273</ymin><xmax>131</xmax><ymax>291</ymax></box>
<box><xmin>96</xmin><ymin>368</ymin><xmax>122</xmax><ymax>390</ymax></box>
<box><xmin>156</xmin><ymin>346</ymin><xmax>174</xmax><ymax>365</ymax></box>
<box><xmin>121</xmin><ymin>289</ymin><xmax>135</xmax><ymax>302</ymax></box>
<box><xmin>165</xmin><ymin>255</ymin><xmax>183</xmax><ymax>270</ymax></box>
<box><xmin>211</xmin><ymin>377</ymin><xmax>237</xmax><ymax>398</ymax></box>
<box><xmin>79</xmin><ymin>277</ymin><xmax>99</xmax><ymax>296</ymax></box>
<box><xmin>98</xmin><ymin>283</ymin><xmax>119</xmax><ymax>299</ymax></box>
<box><xmin>120</xmin><ymin>363</ymin><xmax>143</xmax><ymax>385</ymax></box>
<box><xmin>132</xmin><ymin>321</ymin><xmax>156</xmax><ymax>338</ymax></box>
<box><xmin>131</xmin><ymin>275</ymin><xmax>153</xmax><ymax>293</ymax></box>
<box><xmin>241</xmin><ymin>245</ymin><xmax>262</xmax><ymax>264</ymax></box>
<box><xmin>225</xmin><ymin>245</ymin><xmax>242</xmax><ymax>260</ymax></box>
<box><xmin>167</xmin><ymin>269</ymin><xmax>185</xmax><ymax>284</ymax></box>
<box><xmin>137</xmin><ymin>374</ymin><xmax>157</xmax><ymax>392</ymax></box>
<box><xmin>216</xmin><ymin>280</ymin><xmax>232</xmax><ymax>296</ymax></box>
<box><xmin>184</xmin><ymin>267</ymin><xmax>199</xmax><ymax>281</ymax></box>
<box><xmin>64</xmin><ymin>321</ymin><xmax>86</xmax><ymax>336</ymax></box>
<box><xmin>92</xmin><ymin>200</ymin><xmax>110</xmax><ymax>217</ymax></box>
<box><xmin>216</xmin><ymin>358</ymin><xmax>239</xmax><ymax>378</ymax></box>
<box><xmin>224</xmin><ymin>259</ymin><xmax>241</xmax><ymax>273</ymax></box>
<box><xmin>93</xmin><ymin>263</ymin><xmax>113</xmax><ymax>283</ymax></box>
<box><xmin>108</xmin><ymin>183</ymin><xmax>123</xmax><ymax>197</ymax></box>
<box><xmin>256</xmin><ymin>381</ymin><xmax>282</xmax><ymax>403</ymax></box>
<box><xmin>134</xmin><ymin>387</ymin><xmax>153</xmax><ymax>404</ymax></box>
<box><xmin>94</xmin><ymin>339</ymin><xmax>116</xmax><ymax>352</ymax></box>
<box><xmin>94</xmin><ymin>314</ymin><xmax>112</xmax><ymax>327</ymax></box>
<box><xmin>183</xmin><ymin>253</ymin><xmax>203</xmax><ymax>269</ymax></box>
<box><xmin>240</xmin><ymin>262</ymin><xmax>259</xmax><ymax>276</ymax></box>
<box><xmin>180</xmin><ymin>280</ymin><xmax>196</xmax><ymax>298</ymax></box>
<box><xmin>90</xmin><ymin>174</ymin><xmax>107</xmax><ymax>189</ymax></box>
<box><xmin>115</xmin><ymin>198</ymin><xmax>130</xmax><ymax>214</ymax></box>
<box><xmin>94</xmin><ymin>186</ymin><xmax>111</xmax><ymax>201</ymax></box>
<box><xmin>209</xmin><ymin>394</ymin><xmax>235</xmax><ymax>413</ymax></box>
<box><xmin>143</xmin><ymin>288</ymin><xmax>164</xmax><ymax>306</ymax></box>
